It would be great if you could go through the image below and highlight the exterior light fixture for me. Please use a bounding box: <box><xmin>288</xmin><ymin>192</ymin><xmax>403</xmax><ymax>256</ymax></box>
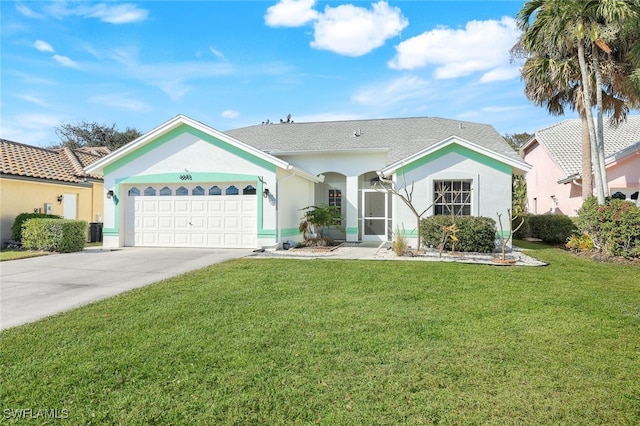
<box><xmin>106</xmin><ymin>190</ymin><xmax>114</xmax><ymax>199</ymax></box>
<box><xmin>263</xmin><ymin>188</ymin><xmax>270</xmax><ymax>198</ymax></box>
<box><xmin>57</xmin><ymin>195</ymin><xmax>63</xmax><ymax>204</ymax></box>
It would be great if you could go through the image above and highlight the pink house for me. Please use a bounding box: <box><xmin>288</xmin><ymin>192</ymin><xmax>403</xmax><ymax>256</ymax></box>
<box><xmin>522</xmin><ymin>116</ymin><xmax>640</xmax><ymax>216</ymax></box>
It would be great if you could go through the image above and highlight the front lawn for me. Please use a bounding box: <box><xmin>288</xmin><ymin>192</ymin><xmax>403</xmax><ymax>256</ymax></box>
<box><xmin>1</xmin><ymin>248</ymin><xmax>639</xmax><ymax>424</ymax></box>
<box><xmin>0</xmin><ymin>249</ymin><xmax>49</xmax><ymax>262</ymax></box>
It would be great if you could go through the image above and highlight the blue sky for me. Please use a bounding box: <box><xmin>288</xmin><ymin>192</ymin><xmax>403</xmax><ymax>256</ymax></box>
<box><xmin>1</xmin><ymin>0</ymin><xmax>579</xmax><ymax>147</ymax></box>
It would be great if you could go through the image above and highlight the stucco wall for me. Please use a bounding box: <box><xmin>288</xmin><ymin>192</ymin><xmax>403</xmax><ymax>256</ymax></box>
<box><xmin>276</xmin><ymin>169</ymin><xmax>315</xmax><ymax>245</ymax></box>
<box><xmin>101</xmin><ymin>127</ymin><xmax>279</xmax><ymax>248</ymax></box>
<box><xmin>0</xmin><ymin>177</ymin><xmax>102</xmax><ymax>241</ymax></box>
<box><xmin>608</xmin><ymin>153</ymin><xmax>640</xmax><ymax>201</ymax></box>
<box><xmin>392</xmin><ymin>146</ymin><xmax>513</xmax><ymax>247</ymax></box>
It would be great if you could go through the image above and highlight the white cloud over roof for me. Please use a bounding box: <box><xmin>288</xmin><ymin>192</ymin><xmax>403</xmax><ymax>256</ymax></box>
<box><xmin>34</xmin><ymin>40</ymin><xmax>55</xmax><ymax>53</ymax></box>
<box><xmin>388</xmin><ymin>16</ymin><xmax>520</xmax><ymax>82</ymax></box>
<box><xmin>265</xmin><ymin>0</ymin><xmax>407</xmax><ymax>57</ymax></box>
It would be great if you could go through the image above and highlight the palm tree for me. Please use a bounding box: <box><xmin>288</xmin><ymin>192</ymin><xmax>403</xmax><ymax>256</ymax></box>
<box><xmin>517</xmin><ymin>0</ymin><xmax>639</xmax><ymax>204</ymax></box>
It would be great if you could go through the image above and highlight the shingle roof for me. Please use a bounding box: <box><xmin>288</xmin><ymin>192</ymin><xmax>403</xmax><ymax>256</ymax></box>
<box><xmin>531</xmin><ymin>115</ymin><xmax>640</xmax><ymax>178</ymax></box>
<box><xmin>225</xmin><ymin>116</ymin><xmax>522</xmax><ymax>166</ymax></box>
<box><xmin>0</xmin><ymin>139</ymin><xmax>110</xmax><ymax>183</ymax></box>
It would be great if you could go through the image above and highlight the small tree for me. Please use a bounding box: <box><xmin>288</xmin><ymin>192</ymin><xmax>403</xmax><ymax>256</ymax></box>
<box><xmin>299</xmin><ymin>204</ymin><xmax>342</xmax><ymax>246</ymax></box>
<box><xmin>496</xmin><ymin>209</ymin><xmax>525</xmax><ymax>261</ymax></box>
<box><xmin>52</xmin><ymin>121</ymin><xmax>142</xmax><ymax>150</ymax></box>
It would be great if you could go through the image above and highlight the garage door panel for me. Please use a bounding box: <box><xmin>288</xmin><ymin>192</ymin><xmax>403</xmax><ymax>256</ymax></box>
<box><xmin>126</xmin><ymin>184</ymin><xmax>257</xmax><ymax>248</ymax></box>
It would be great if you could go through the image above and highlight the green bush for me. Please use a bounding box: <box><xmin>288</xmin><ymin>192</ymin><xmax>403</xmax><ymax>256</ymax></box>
<box><xmin>514</xmin><ymin>214</ymin><xmax>577</xmax><ymax>244</ymax></box>
<box><xmin>576</xmin><ymin>197</ymin><xmax>640</xmax><ymax>257</ymax></box>
<box><xmin>420</xmin><ymin>215</ymin><xmax>496</xmax><ymax>253</ymax></box>
<box><xmin>11</xmin><ymin>212</ymin><xmax>62</xmax><ymax>241</ymax></box>
<box><xmin>21</xmin><ymin>219</ymin><xmax>87</xmax><ymax>253</ymax></box>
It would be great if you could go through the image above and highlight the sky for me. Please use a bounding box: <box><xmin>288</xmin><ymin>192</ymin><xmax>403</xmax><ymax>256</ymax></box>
<box><xmin>1</xmin><ymin>0</ymin><xmax>584</xmax><ymax>148</ymax></box>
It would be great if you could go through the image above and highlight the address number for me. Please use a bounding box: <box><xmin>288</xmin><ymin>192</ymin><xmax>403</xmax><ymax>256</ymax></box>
<box><xmin>179</xmin><ymin>174</ymin><xmax>192</xmax><ymax>181</ymax></box>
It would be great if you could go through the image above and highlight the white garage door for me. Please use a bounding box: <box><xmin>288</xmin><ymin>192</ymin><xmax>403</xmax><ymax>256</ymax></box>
<box><xmin>124</xmin><ymin>183</ymin><xmax>257</xmax><ymax>248</ymax></box>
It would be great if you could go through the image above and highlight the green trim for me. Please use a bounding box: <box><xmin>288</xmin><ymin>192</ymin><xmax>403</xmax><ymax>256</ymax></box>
<box><xmin>496</xmin><ymin>230</ymin><xmax>511</xmax><ymax>239</ymax></box>
<box><xmin>105</xmin><ymin>124</ymin><xmax>277</xmax><ymax>175</ymax></box>
<box><xmin>120</xmin><ymin>172</ymin><xmax>259</xmax><ymax>185</ymax></box>
<box><xmin>281</xmin><ymin>227</ymin><xmax>301</xmax><ymax>237</ymax></box>
<box><xmin>258</xmin><ymin>230</ymin><xmax>277</xmax><ymax>238</ymax></box>
<box><xmin>103</xmin><ymin>228</ymin><xmax>118</xmax><ymax>236</ymax></box>
<box><xmin>398</xmin><ymin>143</ymin><xmax>511</xmax><ymax>176</ymax></box>
<box><xmin>345</xmin><ymin>227</ymin><xmax>358</xmax><ymax>235</ymax></box>
<box><xmin>398</xmin><ymin>229</ymin><xmax>418</xmax><ymax>237</ymax></box>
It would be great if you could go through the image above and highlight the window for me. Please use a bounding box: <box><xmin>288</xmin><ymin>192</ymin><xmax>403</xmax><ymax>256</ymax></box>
<box><xmin>329</xmin><ymin>189</ymin><xmax>342</xmax><ymax>213</ymax></box>
<box><xmin>226</xmin><ymin>185</ymin><xmax>239</xmax><ymax>195</ymax></box>
<box><xmin>209</xmin><ymin>185</ymin><xmax>222</xmax><ymax>196</ymax></box>
<box><xmin>128</xmin><ymin>187</ymin><xmax>140</xmax><ymax>196</ymax></box>
<box><xmin>144</xmin><ymin>186</ymin><xmax>156</xmax><ymax>196</ymax></box>
<box><xmin>192</xmin><ymin>186</ymin><xmax>205</xmax><ymax>196</ymax></box>
<box><xmin>243</xmin><ymin>185</ymin><xmax>257</xmax><ymax>195</ymax></box>
<box><xmin>433</xmin><ymin>180</ymin><xmax>471</xmax><ymax>216</ymax></box>
<box><xmin>159</xmin><ymin>186</ymin><xmax>172</xmax><ymax>196</ymax></box>
<box><xmin>176</xmin><ymin>186</ymin><xmax>189</xmax><ymax>196</ymax></box>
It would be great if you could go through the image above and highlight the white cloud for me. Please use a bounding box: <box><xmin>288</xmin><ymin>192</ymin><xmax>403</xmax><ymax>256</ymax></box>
<box><xmin>221</xmin><ymin>110</ymin><xmax>240</xmax><ymax>119</ymax></box>
<box><xmin>34</xmin><ymin>40</ymin><xmax>55</xmax><ymax>53</ymax></box>
<box><xmin>352</xmin><ymin>75</ymin><xmax>431</xmax><ymax>107</ymax></box>
<box><xmin>85</xmin><ymin>3</ymin><xmax>148</xmax><ymax>24</ymax></box>
<box><xmin>265</xmin><ymin>1</ymin><xmax>407</xmax><ymax>56</ymax></box>
<box><xmin>311</xmin><ymin>1</ymin><xmax>408</xmax><ymax>56</ymax></box>
<box><xmin>89</xmin><ymin>93</ymin><xmax>149</xmax><ymax>112</ymax></box>
<box><xmin>209</xmin><ymin>46</ymin><xmax>225</xmax><ymax>60</ymax></box>
<box><xmin>265</xmin><ymin>0</ymin><xmax>319</xmax><ymax>27</ymax></box>
<box><xmin>16</xmin><ymin>3</ymin><xmax>44</xmax><ymax>19</ymax></box>
<box><xmin>53</xmin><ymin>55</ymin><xmax>78</xmax><ymax>68</ymax></box>
<box><xmin>388</xmin><ymin>16</ymin><xmax>520</xmax><ymax>81</ymax></box>
<box><xmin>16</xmin><ymin>94</ymin><xmax>50</xmax><ymax>108</ymax></box>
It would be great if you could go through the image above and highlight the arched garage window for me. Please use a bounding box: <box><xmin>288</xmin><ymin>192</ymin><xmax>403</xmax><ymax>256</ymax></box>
<box><xmin>144</xmin><ymin>187</ymin><xmax>156</xmax><ymax>196</ymax></box>
<box><xmin>128</xmin><ymin>187</ymin><xmax>140</xmax><ymax>196</ymax></box>
<box><xmin>159</xmin><ymin>186</ymin><xmax>172</xmax><ymax>196</ymax></box>
<box><xmin>226</xmin><ymin>185</ymin><xmax>239</xmax><ymax>195</ymax></box>
<box><xmin>193</xmin><ymin>186</ymin><xmax>205</xmax><ymax>196</ymax></box>
<box><xmin>209</xmin><ymin>185</ymin><xmax>221</xmax><ymax>195</ymax></box>
<box><xmin>243</xmin><ymin>185</ymin><xmax>256</xmax><ymax>195</ymax></box>
<box><xmin>176</xmin><ymin>186</ymin><xmax>189</xmax><ymax>196</ymax></box>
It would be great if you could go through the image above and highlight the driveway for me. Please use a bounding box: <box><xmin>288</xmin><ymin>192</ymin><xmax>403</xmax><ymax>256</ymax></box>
<box><xmin>0</xmin><ymin>247</ymin><xmax>252</xmax><ymax>330</ymax></box>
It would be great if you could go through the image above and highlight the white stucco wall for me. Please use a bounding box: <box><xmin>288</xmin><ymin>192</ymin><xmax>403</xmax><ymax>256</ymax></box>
<box><xmin>391</xmin><ymin>150</ymin><xmax>513</xmax><ymax>248</ymax></box>
<box><xmin>102</xmin><ymin>129</ymin><xmax>279</xmax><ymax>248</ymax></box>
<box><xmin>276</xmin><ymin>169</ymin><xmax>315</xmax><ymax>246</ymax></box>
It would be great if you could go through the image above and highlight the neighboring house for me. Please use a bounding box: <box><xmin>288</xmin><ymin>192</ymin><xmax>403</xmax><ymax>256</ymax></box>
<box><xmin>85</xmin><ymin>115</ymin><xmax>531</xmax><ymax>249</ymax></box>
<box><xmin>521</xmin><ymin>116</ymin><xmax>640</xmax><ymax>216</ymax></box>
<box><xmin>0</xmin><ymin>139</ymin><xmax>110</xmax><ymax>242</ymax></box>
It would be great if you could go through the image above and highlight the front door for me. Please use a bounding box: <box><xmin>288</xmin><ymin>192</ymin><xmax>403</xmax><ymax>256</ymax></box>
<box><xmin>361</xmin><ymin>190</ymin><xmax>388</xmax><ymax>241</ymax></box>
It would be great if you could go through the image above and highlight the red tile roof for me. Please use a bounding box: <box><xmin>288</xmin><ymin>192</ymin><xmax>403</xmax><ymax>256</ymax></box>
<box><xmin>0</xmin><ymin>139</ymin><xmax>110</xmax><ymax>183</ymax></box>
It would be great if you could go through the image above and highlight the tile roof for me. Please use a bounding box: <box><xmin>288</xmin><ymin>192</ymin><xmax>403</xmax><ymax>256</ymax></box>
<box><xmin>0</xmin><ymin>139</ymin><xmax>110</xmax><ymax>183</ymax></box>
<box><xmin>225</xmin><ymin>116</ymin><xmax>522</xmax><ymax>166</ymax></box>
<box><xmin>531</xmin><ymin>115</ymin><xmax>640</xmax><ymax>179</ymax></box>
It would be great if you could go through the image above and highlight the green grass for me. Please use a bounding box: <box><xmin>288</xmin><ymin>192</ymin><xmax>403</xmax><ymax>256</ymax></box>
<box><xmin>0</xmin><ymin>249</ymin><xmax>49</xmax><ymax>261</ymax></box>
<box><xmin>2</xmin><ymin>249</ymin><xmax>639</xmax><ymax>424</ymax></box>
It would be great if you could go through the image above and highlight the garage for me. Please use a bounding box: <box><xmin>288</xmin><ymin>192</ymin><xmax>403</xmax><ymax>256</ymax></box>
<box><xmin>124</xmin><ymin>183</ymin><xmax>257</xmax><ymax>248</ymax></box>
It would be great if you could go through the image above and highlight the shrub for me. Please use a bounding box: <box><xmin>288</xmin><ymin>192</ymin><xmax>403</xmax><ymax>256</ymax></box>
<box><xmin>392</xmin><ymin>226</ymin><xmax>409</xmax><ymax>256</ymax></box>
<box><xmin>420</xmin><ymin>216</ymin><xmax>496</xmax><ymax>253</ymax></box>
<box><xmin>514</xmin><ymin>214</ymin><xmax>577</xmax><ymax>244</ymax></box>
<box><xmin>21</xmin><ymin>219</ymin><xmax>87</xmax><ymax>253</ymax></box>
<box><xmin>565</xmin><ymin>233</ymin><xmax>594</xmax><ymax>252</ymax></box>
<box><xmin>576</xmin><ymin>197</ymin><xmax>640</xmax><ymax>257</ymax></box>
<box><xmin>11</xmin><ymin>212</ymin><xmax>62</xmax><ymax>241</ymax></box>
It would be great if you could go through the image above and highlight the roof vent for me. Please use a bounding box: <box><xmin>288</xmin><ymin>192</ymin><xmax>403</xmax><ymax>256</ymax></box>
<box><xmin>458</xmin><ymin>122</ymin><xmax>464</xmax><ymax>130</ymax></box>
<box><xmin>353</xmin><ymin>129</ymin><xmax>362</xmax><ymax>137</ymax></box>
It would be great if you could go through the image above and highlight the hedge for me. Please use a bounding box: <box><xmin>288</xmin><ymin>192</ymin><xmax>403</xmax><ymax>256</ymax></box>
<box><xmin>513</xmin><ymin>214</ymin><xmax>577</xmax><ymax>244</ymax></box>
<box><xmin>575</xmin><ymin>197</ymin><xmax>640</xmax><ymax>258</ymax></box>
<box><xmin>11</xmin><ymin>212</ymin><xmax>62</xmax><ymax>241</ymax></box>
<box><xmin>420</xmin><ymin>215</ymin><xmax>496</xmax><ymax>253</ymax></box>
<box><xmin>21</xmin><ymin>219</ymin><xmax>87</xmax><ymax>253</ymax></box>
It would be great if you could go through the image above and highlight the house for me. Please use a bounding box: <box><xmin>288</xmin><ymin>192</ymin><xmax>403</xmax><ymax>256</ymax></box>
<box><xmin>85</xmin><ymin>115</ymin><xmax>531</xmax><ymax>249</ymax></box>
<box><xmin>521</xmin><ymin>116</ymin><xmax>640</xmax><ymax>216</ymax></box>
<box><xmin>0</xmin><ymin>139</ymin><xmax>110</xmax><ymax>242</ymax></box>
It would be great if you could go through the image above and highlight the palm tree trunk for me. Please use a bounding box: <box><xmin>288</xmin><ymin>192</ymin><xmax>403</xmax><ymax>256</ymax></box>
<box><xmin>577</xmin><ymin>37</ymin><xmax>606</xmax><ymax>204</ymax></box>
<box><xmin>580</xmin><ymin>112</ymin><xmax>593</xmax><ymax>199</ymax></box>
<box><xmin>592</xmin><ymin>45</ymin><xmax>610</xmax><ymax>198</ymax></box>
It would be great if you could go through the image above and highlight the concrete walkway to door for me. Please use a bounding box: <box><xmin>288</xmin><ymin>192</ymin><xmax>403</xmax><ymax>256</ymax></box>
<box><xmin>1</xmin><ymin>247</ymin><xmax>252</xmax><ymax>331</ymax></box>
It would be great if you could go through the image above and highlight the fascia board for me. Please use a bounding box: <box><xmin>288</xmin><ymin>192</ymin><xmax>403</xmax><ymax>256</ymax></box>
<box><xmin>85</xmin><ymin>114</ymin><xmax>292</xmax><ymax>176</ymax></box>
<box><xmin>381</xmin><ymin>136</ymin><xmax>531</xmax><ymax>177</ymax></box>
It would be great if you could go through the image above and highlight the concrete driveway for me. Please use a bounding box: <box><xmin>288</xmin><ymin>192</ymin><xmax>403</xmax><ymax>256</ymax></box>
<box><xmin>0</xmin><ymin>247</ymin><xmax>252</xmax><ymax>331</ymax></box>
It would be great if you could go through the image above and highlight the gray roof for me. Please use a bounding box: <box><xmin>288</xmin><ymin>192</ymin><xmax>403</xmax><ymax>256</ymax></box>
<box><xmin>531</xmin><ymin>115</ymin><xmax>640</xmax><ymax>178</ymax></box>
<box><xmin>225</xmin><ymin>117</ymin><xmax>521</xmax><ymax>166</ymax></box>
